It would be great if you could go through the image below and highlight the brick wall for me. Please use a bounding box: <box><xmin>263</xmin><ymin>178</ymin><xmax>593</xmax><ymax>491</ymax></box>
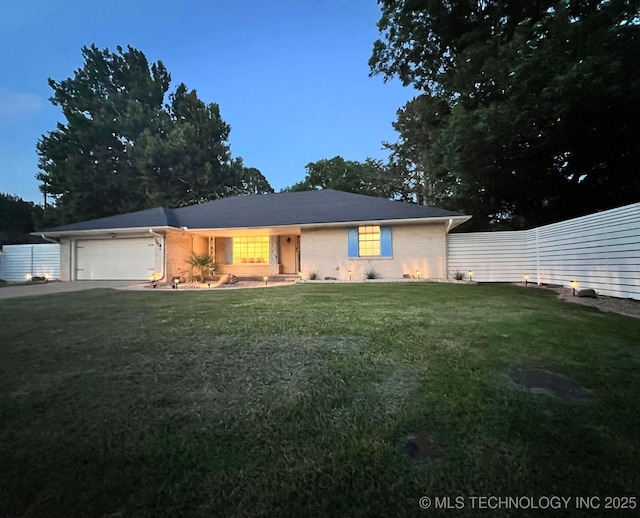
<box><xmin>300</xmin><ymin>223</ymin><xmax>447</xmax><ymax>280</ymax></box>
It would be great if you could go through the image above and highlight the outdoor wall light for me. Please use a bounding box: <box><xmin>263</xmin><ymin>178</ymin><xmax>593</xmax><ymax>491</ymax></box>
<box><xmin>571</xmin><ymin>280</ymin><xmax>579</xmax><ymax>296</ymax></box>
<box><xmin>524</xmin><ymin>273</ymin><xmax>530</xmax><ymax>286</ymax></box>
<box><xmin>469</xmin><ymin>271</ymin><xmax>474</xmax><ymax>282</ymax></box>
<box><xmin>416</xmin><ymin>269</ymin><xmax>420</xmax><ymax>279</ymax></box>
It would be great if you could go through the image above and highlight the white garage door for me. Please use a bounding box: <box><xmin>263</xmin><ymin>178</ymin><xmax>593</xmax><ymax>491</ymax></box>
<box><xmin>76</xmin><ymin>238</ymin><xmax>156</xmax><ymax>280</ymax></box>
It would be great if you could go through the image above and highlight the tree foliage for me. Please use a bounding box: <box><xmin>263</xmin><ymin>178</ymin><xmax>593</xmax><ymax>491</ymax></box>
<box><xmin>384</xmin><ymin>94</ymin><xmax>455</xmax><ymax>206</ymax></box>
<box><xmin>371</xmin><ymin>0</ymin><xmax>640</xmax><ymax>229</ymax></box>
<box><xmin>284</xmin><ymin>156</ymin><xmax>393</xmax><ymax>198</ymax></box>
<box><xmin>37</xmin><ymin>45</ymin><xmax>272</xmax><ymax>225</ymax></box>
<box><xmin>0</xmin><ymin>193</ymin><xmax>37</xmax><ymax>233</ymax></box>
<box><xmin>0</xmin><ymin>194</ymin><xmax>44</xmax><ymax>245</ymax></box>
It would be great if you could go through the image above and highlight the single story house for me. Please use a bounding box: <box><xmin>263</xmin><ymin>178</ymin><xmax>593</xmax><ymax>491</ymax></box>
<box><xmin>39</xmin><ymin>189</ymin><xmax>470</xmax><ymax>282</ymax></box>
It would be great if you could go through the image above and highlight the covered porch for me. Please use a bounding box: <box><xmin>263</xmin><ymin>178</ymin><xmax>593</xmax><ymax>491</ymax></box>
<box><xmin>167</xmin><ymin>226</ymin><xmax>301</xmax><ymax>280</ymax></box>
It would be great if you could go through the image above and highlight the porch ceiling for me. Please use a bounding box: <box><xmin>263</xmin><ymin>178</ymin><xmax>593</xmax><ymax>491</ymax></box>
<box><xmin>182</xmin><ymin>226</ymin><xmax>302</xmax><ymax>237</ymax></box>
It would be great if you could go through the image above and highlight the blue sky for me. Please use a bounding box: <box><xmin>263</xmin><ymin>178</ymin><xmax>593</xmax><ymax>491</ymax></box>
<box><xmin>0</xmin><ymin>0</ymin><xmax>414</xmax><ymax>204</ymax></box>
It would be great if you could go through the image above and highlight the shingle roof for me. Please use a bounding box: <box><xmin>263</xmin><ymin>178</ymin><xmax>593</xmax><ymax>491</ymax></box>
<box><xmin>175</xmin><ymin>189</ymin><xmax>461</xmax><ymax>228</ymax></box>
<box><xmin>44</xmin><ymin>190</ymin><xmax>466</xmax><ymax>233</ymax></box>
<box><xmin>45</xmin><ymin>207</ymin><xmax>179</xmax><ymax>232</ymax></box>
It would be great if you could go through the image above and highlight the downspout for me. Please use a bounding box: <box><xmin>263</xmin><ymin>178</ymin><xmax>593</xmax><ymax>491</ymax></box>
<box><xmin>40</xmin><ymin>234</ymin><xmax>60</xmax><ymax>244</ymax></box>
<box><xmin>445</xmin><ymin>218</ymin><xmax>454</xmax><ymax>234</ymax></box>
<box><xmin>148</xmin><ymin>229</ymin><xmax>166</xmax><ymax>281</ymax></box>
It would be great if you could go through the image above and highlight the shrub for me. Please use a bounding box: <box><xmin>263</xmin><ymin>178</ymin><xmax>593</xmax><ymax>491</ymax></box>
<box><xmin>363</xmin><ymin>268</ymin><xmax>380</xmax><ymax>280</ymax></box>
<box><xmin>453</xmin><ymin>270</ymin><xmax>465</xmax><ymax>281</ymax></box>
<box><xmin>308</xmin><ymin>271</ymin><xmax>318</xmax><ymax>280</ymax></box>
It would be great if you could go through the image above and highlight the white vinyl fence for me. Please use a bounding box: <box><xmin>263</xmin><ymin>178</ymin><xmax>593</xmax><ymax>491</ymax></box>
<box><xmin>448</xmin><ymin>202</ymin><xmax>640</xmax><ymax>299</ymax></box>
<box><xmin>0</xmin><ymin>244</ymin><xmax>60</xmax><ymax>282</ymax></box>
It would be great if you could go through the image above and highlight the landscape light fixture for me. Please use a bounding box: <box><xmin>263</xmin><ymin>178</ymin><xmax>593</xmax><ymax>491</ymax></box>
<box><xmin>348</xmin><ymin>270</ymin><xmax>352</xmax><ymax>280</ymax></box>
<box><xmin>571</xmin><ymin>280</ymin><xmax>578</xmax><ymax>296</ymax></box>
<box><xmin>25</xmin><ymin>273</ymin><xmax>32</xmax><ymax>281</ymax></box>
<box><xmin>524</xmin><ymin>273</ymin><xmax>530</xmax><ymax>286</ymax></box>
<box><xmin>173</xmin><ymin>277</ymin><xmax>180</xmax><ymax>290</ymax></box>
<box><xmin>416</xmin><ymin>269</ymin><xmax>420</xmax><ymax>279</ymax></box>
<box><xmin>469</xmin><ymin>271</ymin><xmax>474</xmax><ymax>282</ymax></box>
<box><xmin>264</xmin><ymin>276</ymin><xmax>268</xmax><ymax>286</ymax></box>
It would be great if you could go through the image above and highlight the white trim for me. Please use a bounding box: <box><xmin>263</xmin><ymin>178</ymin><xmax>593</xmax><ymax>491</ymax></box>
<box><xmin>38</xmin><ymin>216</ymin><xmax>470</xmax><ymax>238</ymax></box>
<box><xmin>39</xmin><ymin>226</ymin><xmax>174</xmax><ymax>238</ymax></box>
<box><xmin>171</xmin><ymin>216</ymin><xmax>471</xmax><ymax>234</ymax></box>
<box><xmin>302</xmin><ymin>216</ymin><xmax>470</xmax><ymax>231</ymax></box>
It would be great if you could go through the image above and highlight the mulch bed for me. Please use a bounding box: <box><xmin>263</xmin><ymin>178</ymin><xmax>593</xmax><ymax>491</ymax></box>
<box><xmin>553</xmin><ymin>287</ymin><xmax>640</xmax><ymax>319</ymax></box>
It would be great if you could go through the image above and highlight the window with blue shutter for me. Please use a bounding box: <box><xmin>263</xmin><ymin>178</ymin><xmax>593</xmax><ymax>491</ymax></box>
<box><xmin>347</xmin><ymin>226</ymin><xmax>393</xmax><ymax>257</ymax></box>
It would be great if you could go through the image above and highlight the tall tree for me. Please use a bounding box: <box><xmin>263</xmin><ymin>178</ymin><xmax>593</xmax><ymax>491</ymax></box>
<box><xmin>0</xmin><ymin>194</ymin><xmax>35</xmax><ymax>233</ymax></box>
<box><xmin>0</xmin><ymin>193</ymin><xmax>43</xmax><ymax>245</ymax></box>
<box><xmin>37</xmin><ymin>45</ymin><xmax>271</xmax><ymax>225</ymax></box>
<box><xmin>284</xmin><ymin>156</ymin><xmax>393</xmax><ymax>198</ymax></box>
<box><xmin>230</xmin><ymin>158</ymin><xmax>274</xmax><ymax>195</ymax></box>
<box><xmin>371</xmin><ymin>1</ymin><xmax>640</xmax><ymax>229</ymax></box>
<box><xmin>384</xmin><ymin>94</ymin><xmax>455</xmax><ymax>206</ymax></box>
<box><xmin>37</xmin><ymin>45</ymin><xmax>171</xmax><ymax>223</ymax></box>
<box><xmin>132</xmin><ymin>83</ymin><xmax>239</xmax><ymax>207</ymax></box>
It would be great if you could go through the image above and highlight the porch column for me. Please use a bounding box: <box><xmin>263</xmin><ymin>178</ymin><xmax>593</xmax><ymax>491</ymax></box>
<box><xmin>269</xmin><ymin>235</ymin><xmax>280</xmax><ymax>275</ymax></box>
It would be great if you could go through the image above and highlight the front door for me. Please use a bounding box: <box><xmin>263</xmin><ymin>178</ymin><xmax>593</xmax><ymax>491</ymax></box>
<box><xmin>279</xmin><ymin>235</ymin><xmax>299</xmax><ymax>274</ymax></box>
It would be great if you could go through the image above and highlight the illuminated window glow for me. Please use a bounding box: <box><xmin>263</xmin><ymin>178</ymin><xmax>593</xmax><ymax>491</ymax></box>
<box><xmin>358</xmin><ymin>226</ymin><xmax>381</xmax><ymax>257</ymax></box>
<box><xmin>233</xmin><ymin>236</ymin><xmax>269</xmax><ymax>264</ymax></box>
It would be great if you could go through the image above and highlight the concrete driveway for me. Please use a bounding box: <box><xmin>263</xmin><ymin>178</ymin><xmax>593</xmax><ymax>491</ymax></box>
<box><xmin>0</xmin><ymin>280</ymin><xmax>145</xmax><ymax>300</ymax></box>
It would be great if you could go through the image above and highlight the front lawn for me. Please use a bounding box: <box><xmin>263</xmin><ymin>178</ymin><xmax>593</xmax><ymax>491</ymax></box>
<box><xmin>1</xmin><ymin>283</ymin><xmax>638</xmax><ymax>517</ymax></box>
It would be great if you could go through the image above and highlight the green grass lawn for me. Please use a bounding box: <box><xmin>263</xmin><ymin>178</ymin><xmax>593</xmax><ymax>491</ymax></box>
<box><xmin>1</xmin><ymin>283</ymin><xmax>638</xmax><ymax>517</ymax></box>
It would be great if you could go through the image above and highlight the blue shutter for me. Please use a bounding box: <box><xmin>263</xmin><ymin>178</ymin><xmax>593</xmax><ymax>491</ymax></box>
<box><xmin>347</xmin><ymin>228</ymin><xmax>359</xmax><ymax>258</ymax></box>
<box><xmin>380</xmin><ymin>226</ymin><xmax>392</xmax><ymax>257</ymax></box>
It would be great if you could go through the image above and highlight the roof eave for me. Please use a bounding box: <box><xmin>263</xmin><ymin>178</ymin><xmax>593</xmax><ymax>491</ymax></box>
<box><xmin>35</xmin><ymin>226</ymin><xmax>175</xmax><ymax>238</ymax></box>
<box><xmin>36</xmin><ymin>215</ymin><xmax>472</xmax><ymax>236</ymax></box>
<box><xmin>179</xmin><ymin>215</ymin><xmax>471</xmax><ymax>233</ymax></box>
<box><xmin>300</xmin><ymin>215</ymin><xmax>471</xmax><ymax>232</ymax></box>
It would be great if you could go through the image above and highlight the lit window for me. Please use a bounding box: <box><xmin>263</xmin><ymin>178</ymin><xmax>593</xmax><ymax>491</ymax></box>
<box><xmin>233</xmin><ymin>236</ymin><xmax>269</xmax><ymax>264</ymax></box>
<box><xmin>348</xmin><ymin>226</ymin><xmax>392</xmax><ymax>258</ymax></box>
<box><xmin>358</xmin><ymin>226</ymin><xmax>381</xmax><ymax>256</ymax></box>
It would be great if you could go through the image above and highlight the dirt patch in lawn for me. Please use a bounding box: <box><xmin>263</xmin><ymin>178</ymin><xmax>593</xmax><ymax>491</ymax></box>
<box><xmin>404</xmin><ymin>432</ymin><xmax>447</xmax><ymax>461</ymax></box>
<box><xmin>509</xmin><ymin>366</ymin><xmax>592</xmax><ymax>399</ymax></box>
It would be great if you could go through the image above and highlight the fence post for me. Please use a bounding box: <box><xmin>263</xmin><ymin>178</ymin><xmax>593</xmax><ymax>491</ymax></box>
<box><xmin>535</xmin><ymin>228</ymin><xmax>540</xmax><ymax>285</ymax></box>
